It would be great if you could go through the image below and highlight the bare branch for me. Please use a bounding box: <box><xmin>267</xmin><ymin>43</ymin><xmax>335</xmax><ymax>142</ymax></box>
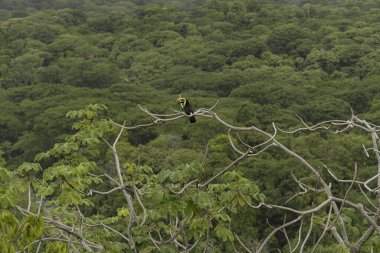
<box><xmin>99</xmin><ymin>222</ymin><xmax>130</xmax><ymax>242</ymax></box>
<box><xmin>357</xmin><ymin>184</ymin><xmax>377</xmax><ymax>211</ymax></box>
<box><xmin>158</xmin><ymin>218</ymin><xmax>189</xmax><ymax>245</ymax></box>
<box><xmin>133</xmin><ymin>186</ymin><xmax>147</xmax><ymax>228</ymax></box>
<box><xmin>281</xmin><ymin>214</ymin><xmax>292</xmax><ymax>253</ymax></box>
<box><xmin>27</xmin><ymin>183</ymin><xmax>32</xmax><ymax>212</ymax></box>
<box><xmin>363</xmin><ymin>144</ymin><xmax>370</xmax><ymax>158</ymax></box>
<box><xmin>269</xmin><ymin>198</ymin><xmax>332</xmax><ymax>215</ymax></box>
<box><xmin>37</xmin><ymin>196</ymin><xmax>43</xmax><ymax>215</ymax></box>
<box><xmin>239</xmin><ymin>187</ymin><xmax>332</xmax><ymax>215</ymax></box>
<box><xmin>106</xmin><ymin>104</ymin><xmax>380</xmax><ymax>251</ymax></box>
<box><xmin>89</xmin><ymin>186</ymin><xmax>123</xmax><ymax>195</ymax></box>
<box><xmin>169</xmin><ymin>179</ymin><xmax>198</xmax><ymax>195</ymax></box>
<box><xmin>16</xmin><ymin>205</ymin><xmax>103</xmax><ymax>251</ymax></box>
<box><xmin>201</xmin><ymin>143</ymin><xmax>209</xmax><ymax>167</ymax></box>
<box><xmin>291</xmin><ymin>218</ymin><xmax>304</xmax><ymax>253</ymax></box>
<box><xmin>354</xmin><ymin>225</ymin><xmax>376</xmax><ymax>251</ymax></box>
<box><xmin>148</xmin><ymin>231</ymin><xmax>162</xmax><ymax>251</ymax></box>
<box><xmin>203</xmin><ymin>228</ymin><xmax>210</xmax><ymax>253</ymax></box>
<box><xmin>88</xmin><ymin>172</ymin><xmax>120</xmax><ymax>185</ymax></box>
<box><xmin>199</xmin><ymin>149</ymin><xmax>250</xmax><ymax>187</ymax></box>
<box><xmin>326</xmin><ymin>165</ymin><xmax>379</xmax><ymax>193</ymax></box>
<box><xmin>257</xmin><ymin>215</ymin><xmax>303</xmax><ymax>253</ymax></box>
<box><xmin>311</xmin><ymin>205</ymin><xmax>333</xmax><ymax>253</ymax></box>
<box><xmin>331</xmin><ymin>197</ymin><xmax>380</xmax><ymax>233</ymax></box>
<box><xmin>228</xmin><ymin>129</ymin><xmax>245</xmax><ymax>155</ymax></box>
<box><xmin>299</xmin><ymin>213</ymin><xmax>314</xmax><ymax>252</ymax></box>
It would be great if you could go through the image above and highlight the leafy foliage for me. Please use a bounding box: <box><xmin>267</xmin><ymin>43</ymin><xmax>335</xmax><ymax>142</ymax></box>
<box><xmin>0</xmin><ymin>0</ymin><xmax>380</xmax><ymax>251</ymax></box>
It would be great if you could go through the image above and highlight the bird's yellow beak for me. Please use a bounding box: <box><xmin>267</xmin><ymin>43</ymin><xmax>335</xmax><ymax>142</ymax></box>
<box><xmin>176</xmin><ymin>97</ymin><xmax>186</xmax><ymax>104</ymax></box>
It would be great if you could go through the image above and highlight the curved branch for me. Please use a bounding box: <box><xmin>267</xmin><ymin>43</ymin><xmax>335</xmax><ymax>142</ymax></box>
<box><xmin>300</xmin><ymin>213</ymin><xmax>314</xmax><ymax>252</ymax></box>
<box><xmin>133</xmin><ymin>186</ymin><xmax>147</xmax><ymax>228</ymax></box>
<box><xmin>108</xmin><ymin>103</ymin><xmax>380</xmax><ymax>250</ymax></box>
<box><xmin>199</xmin><ymin>150</ymin><xmax>250</xmax><ymax>187</ymax></box>
<box><xmin>169</xmin><ymin>179</ymin><xmax>198</xmax><ymax>195</ymax></box>
<box><xmin>257</xmin><ymin>215</ymin><xmax>303</xmax><ymax>253</ymax></box>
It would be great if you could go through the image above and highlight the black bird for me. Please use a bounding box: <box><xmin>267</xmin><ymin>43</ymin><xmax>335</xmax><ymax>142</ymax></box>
<box><xmin>177</xmin><ymin>96</ymin><xmax>196</xmax><ymax>123</ymax></box>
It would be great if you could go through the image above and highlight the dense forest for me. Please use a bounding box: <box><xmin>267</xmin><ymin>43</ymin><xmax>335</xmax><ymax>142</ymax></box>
<box><xmin>1</xmin><ymin>0</ymin><xmax>380</xmax><ymax>252</ymax></box>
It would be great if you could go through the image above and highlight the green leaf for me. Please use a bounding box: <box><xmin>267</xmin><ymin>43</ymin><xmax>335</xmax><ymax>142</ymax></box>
<box><xmin>0</xmin><ymin>167</ymin><xmax>11</xmax><ymax>180</ymax></box>
<box><xmin>219</xmin><ymin>213</ymin><xmax>231</xmax><ymax>222</ymax></box>
<box><xmin>58</xmin><ymin>190</ymin><xmax>83</xmax><ymax>206</ymax></box>
<box><xmin>184</xmin><ymin>201</ymin><xmax>195</xmax><ymax>217</ymax></box>
<box><xmin>140</xmin><ymin>246</ymin><xmax>155</xmax><ymax>253</ymax></box>
<box><xmin>0</xmin><ymin>211</ymin><xmax>19</xmax><ymax>238</ymax></box>
<box><xmin>157</xmin><ymin>170</ymin><xmax>170</xmax><ymax>183</ymax></box>
<box><xmin>8</xmin><ymin>244</ymin><xmax>15</xmax><ymax>253</ymax></box>
<box><xmin>117</xmin><ymin>207</ymin><xmax>130</xmax><ymax>217</ymax></box>
<box><xmin>21</xmin><ymin>215</ymin><xmax>44</xmax><ymax>248</ymax></box>
<box><xmin>237</xmin><ymin>196</ymin><xmax>245</xmax><ymax>206</ymax></box>
<box><xmin>16</xmin><ymin>162</ymin><xmax>42</xmax><ymax>175</ymax></box>
<box><xmin>46</xmin><ymin>241</ymin><xmax>67</xmax><ymax>253</ymax></box>
<box><xmin>159</xmin><ymin>245</ymin><xmax>177</xmax><ymax>253</ymax></box>
<box><xmin>222</xmin><ymin>171</ymin><xmax>241</xmax><ymax>182</ymax></box>
<box><xmin>215</xmin><ymin>224</ymin><xmax>234</xmax><ymax>242</ymax></box>
<box><xmin>65</xmin><ymin>110</ymin><xmax>78</xmax><ymax>119</ymax></box>
<box><xmin>142</xmin><ymin>165</ymin><xmax>153</xmax><ymax>174</ymax></box>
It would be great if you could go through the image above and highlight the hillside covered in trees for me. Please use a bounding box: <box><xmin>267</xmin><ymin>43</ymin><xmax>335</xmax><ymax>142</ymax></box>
<box><xmin>1</xmin><ymin>0</ymin><xmax>380</xmax><ymax>252</ymax></box>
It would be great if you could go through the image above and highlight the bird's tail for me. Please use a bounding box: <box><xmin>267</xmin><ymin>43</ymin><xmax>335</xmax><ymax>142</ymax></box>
<box><xmin>189</xmin><ymin>115</ymin><xmax>196</xmax><ymax>123</ymax></box>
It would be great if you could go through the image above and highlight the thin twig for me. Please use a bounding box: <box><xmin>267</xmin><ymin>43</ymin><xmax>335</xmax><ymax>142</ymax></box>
<box><xmin>257</xmin><ymin>216</ymin><xmax>303</xmax><ymax>253</ymax></box>
<box><xmin>300</xmin><ymin>213</ymin><xmax>314</xmax><ymax>252</ymax></box>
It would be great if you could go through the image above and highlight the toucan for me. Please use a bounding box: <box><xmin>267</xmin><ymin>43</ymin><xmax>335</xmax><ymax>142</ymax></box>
<box><xmin>177</xmin><ymin>95</ymin><xmax>196</xmax><ymax>123</ymax></box>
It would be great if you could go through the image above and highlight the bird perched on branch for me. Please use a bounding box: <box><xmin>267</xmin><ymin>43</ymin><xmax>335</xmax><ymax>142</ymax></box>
<box><xmin>177</xmin><ymin>95</ymin><xmax>196</xmax><ymax>123</ymax></box>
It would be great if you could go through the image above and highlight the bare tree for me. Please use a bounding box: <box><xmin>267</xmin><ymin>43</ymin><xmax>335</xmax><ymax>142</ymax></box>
<box><xmin>13</xmin><ymin>103</ymin><xmax>380</xmax><ymax>252</ymax></box>
<box><xmin>114</xmin><ymin>103</ymin><xmax>380</xmax><ymax>252</ymax></box>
